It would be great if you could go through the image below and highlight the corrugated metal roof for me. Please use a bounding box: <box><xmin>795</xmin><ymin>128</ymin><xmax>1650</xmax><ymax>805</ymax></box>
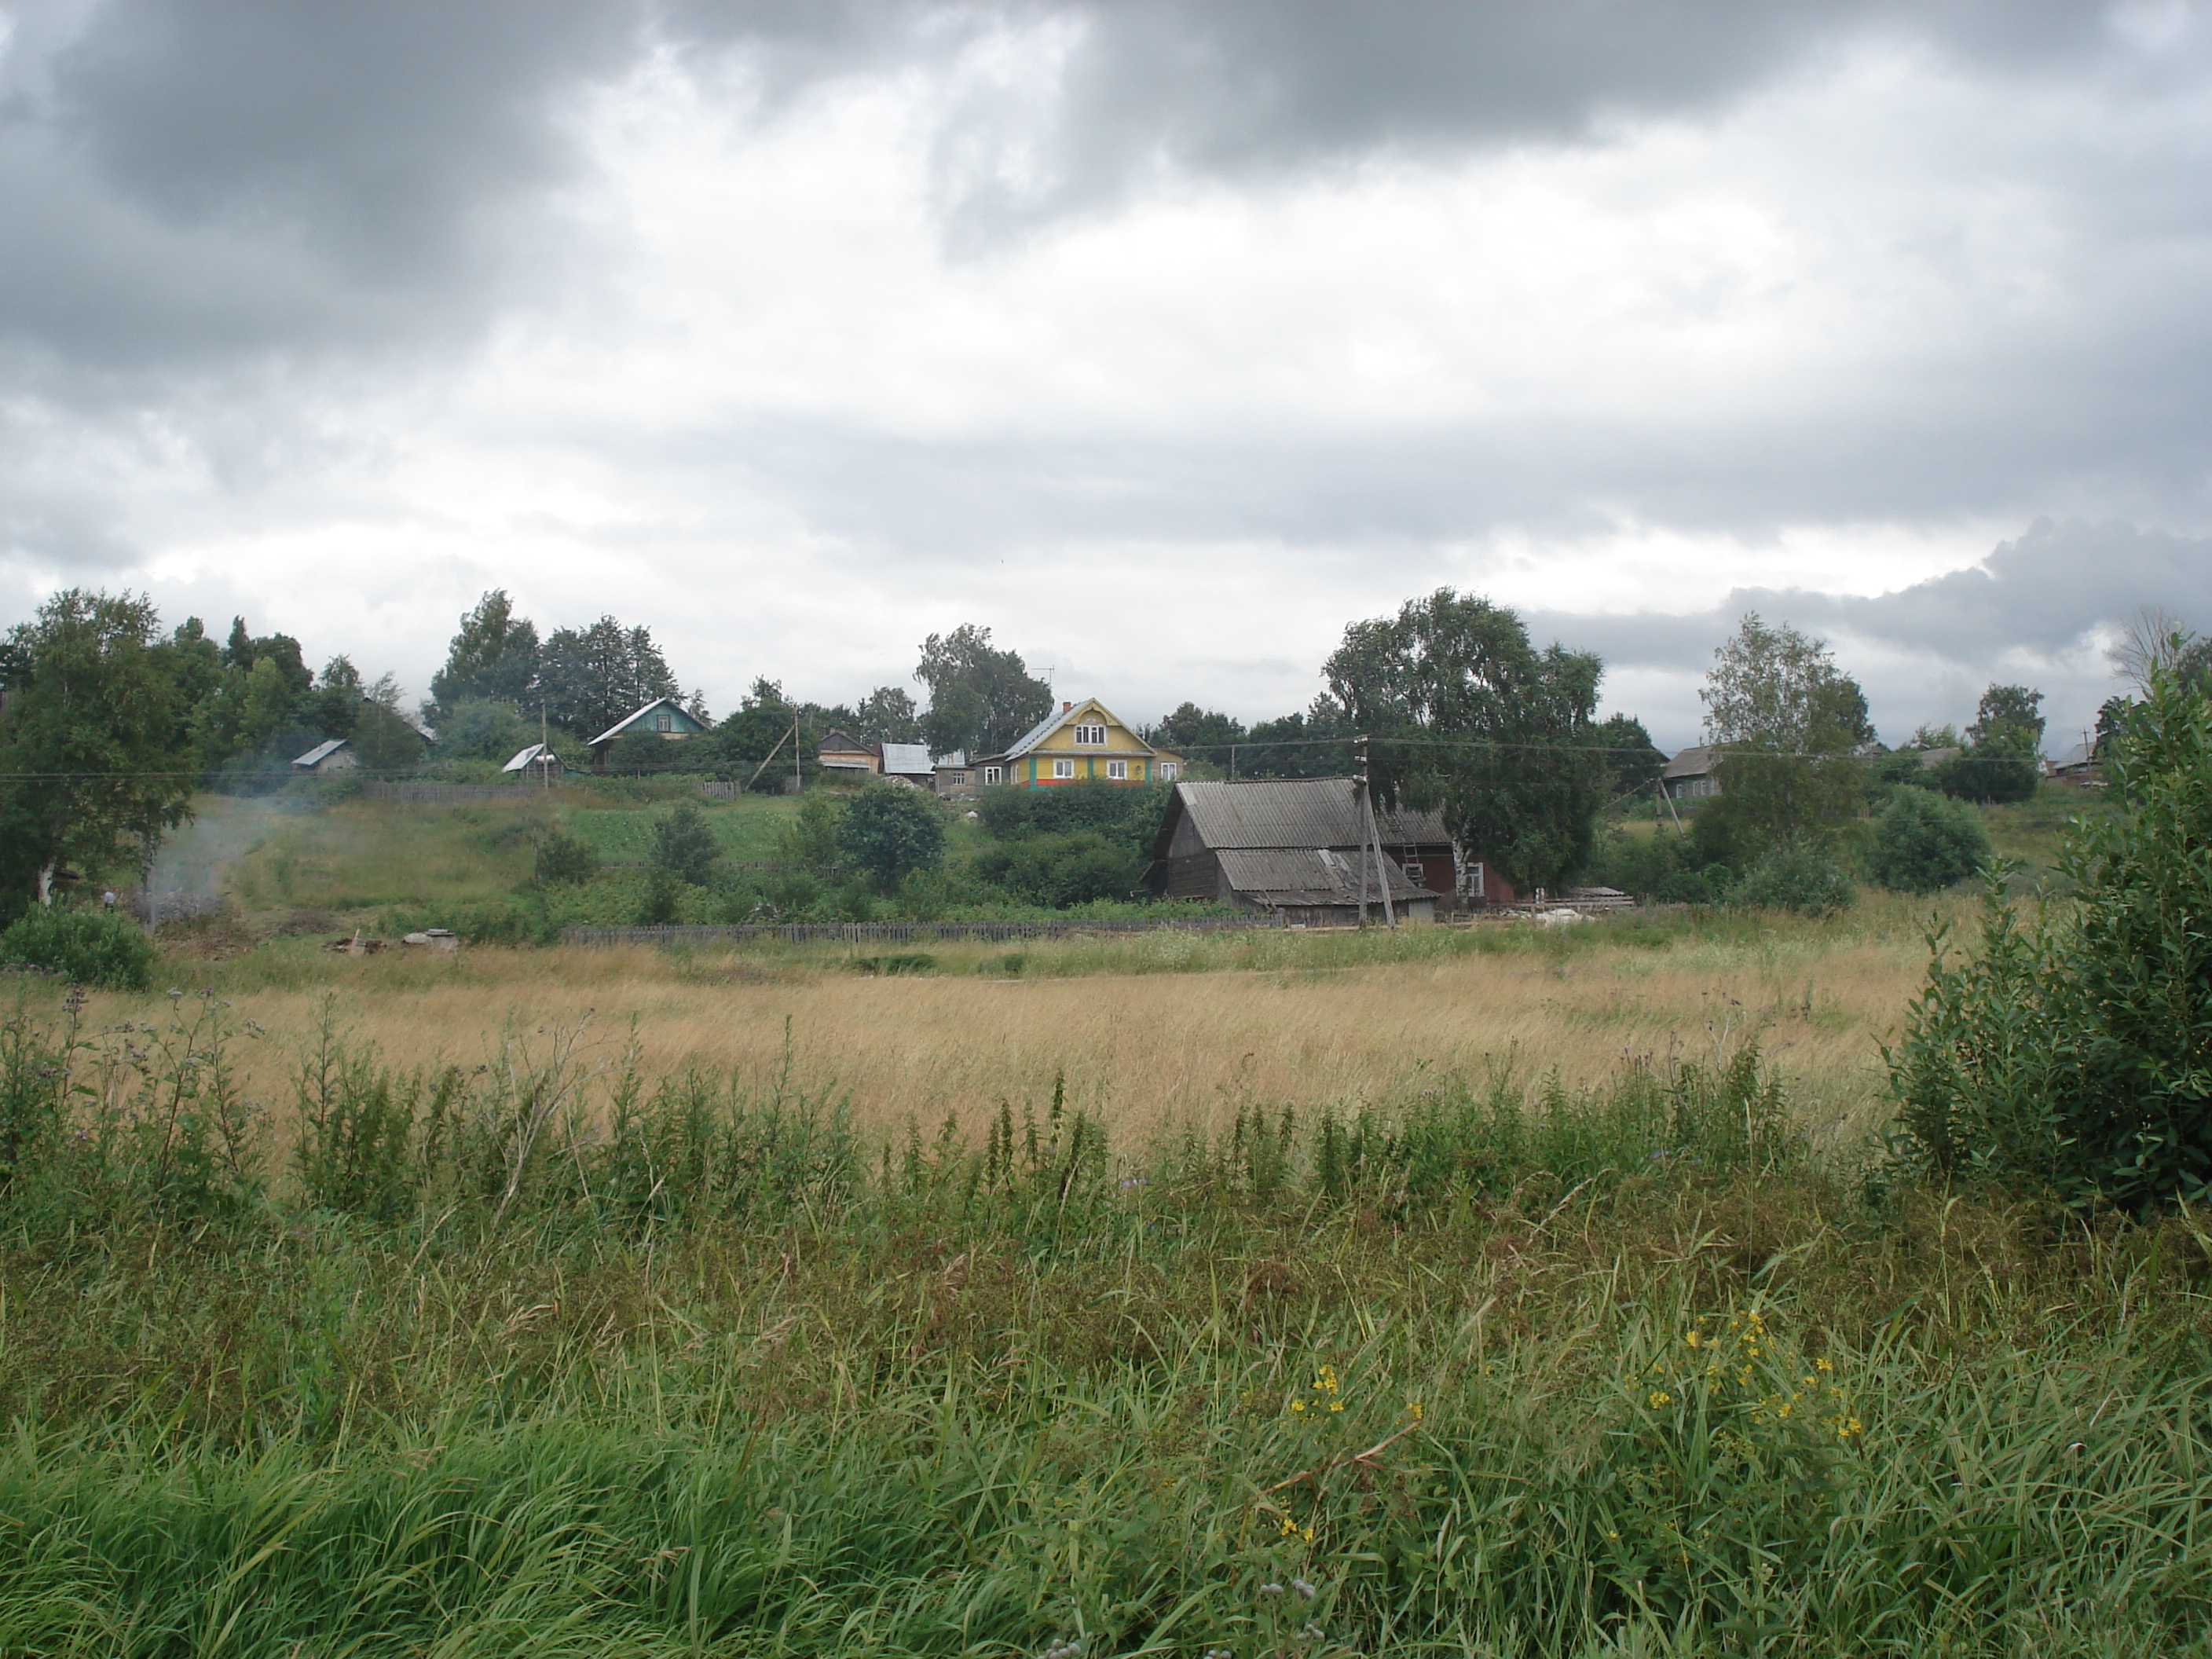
<box><xmin>879</xmin><ymin>742</ymin><xmax>933</xmax><ymax>776</ymax></box>
<box><xmin>934</xmin><ymin>750</ymin><xmax>968</xmax><ymax>769</ymax></box>
<box><xmin>501</xmin><ymin>743</ymin><xmax>558</xmax><ymax>774</ymax></box>
<box><xmin>589</xmin><ymin>697</ymin><xmax>694</xmax><ymax>748</ymax></box>
<box><xmin>1217</xmin><ymin>846</ymin><xmax>1436</xmax><ymax>905</ymax></box>
<box><xmin>1663</xmin><ymin>745</ymin><xmax>1713</xmax><ymax>780</ymax></box>
<box><xmin>1002</xmin><ymin>706</ymin><xmax>1067</xmax><ymax>760</ymax></box>
<box><xmin>1166</xmin><ymin>778</ymin><xmax>1449</xmax><ymax>851</ymax></box>
<box><xmin>292</xmin><ymin>738</ymin><xmax>347</xmax><ymax>768</ymax></box>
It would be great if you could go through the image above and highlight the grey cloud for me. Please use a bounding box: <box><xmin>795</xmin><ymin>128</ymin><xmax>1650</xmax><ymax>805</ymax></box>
<box><xmin>1524</xmin><ymin>518</ymin><xmax>2212</xmax><ymax>742</ymax></box>
<box><xmin>924</xmin><ymin>0</ymin><xmax>2131</xmax><ymax>239</ymax></box>
<box><xmin>0</xmin><ymin>1</ymin><xmax>639</xmax><ymax>372</ymax></box>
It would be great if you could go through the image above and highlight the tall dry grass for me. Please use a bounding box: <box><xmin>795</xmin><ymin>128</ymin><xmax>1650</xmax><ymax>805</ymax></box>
<box><xmin>89</xmin><ymin>895</ymin><xmax>1965</xmax><ymax>1155</ymax></box>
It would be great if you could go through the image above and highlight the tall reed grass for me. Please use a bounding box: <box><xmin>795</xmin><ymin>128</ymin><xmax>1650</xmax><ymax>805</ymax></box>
<box><xmin>0</xmin><ymin>988</ymin><xmax>2204</xmax><ymax>1656</ymax></box>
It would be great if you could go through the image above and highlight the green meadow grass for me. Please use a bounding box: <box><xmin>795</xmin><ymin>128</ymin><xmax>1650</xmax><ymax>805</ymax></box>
<box><xmin>0</xmin><ymin>993</ymin><xmax>2206</xmax><ymax>1656</ymax></box>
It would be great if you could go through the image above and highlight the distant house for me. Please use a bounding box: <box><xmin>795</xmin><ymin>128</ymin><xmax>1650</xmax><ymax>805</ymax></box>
<box><xmin>2047</xmin><ymin>739</ymin><xmax>2103</xmax><ymax>786</ymax></box>
<box><xmin>1916</xmin><ymin>746</ymin><xmax>1961</xmax><ymax>771</ymax></box>
<box><xmin>501</xmin><ymin>742</ymin><xmax>566</xmax><ymax>782</ymax></box>
<box><xmin>878</xmin><ymin>742</ymin><xmax>936</xmax><ymax>787</ymax></box>
<box><xmin>291</xmin><ymin>738</ymin><xmax>355</xmax><ymax>777</ymax></box>
<box><xmin>1663</xmin><ymin>745</ymin><xmax>1717</xmax><ymax>802</ymax></box>
<box><xmin>1145</xmin><ymin>777</ymin><xmax>1499</xmax><ymax>924</ymax></box>
<box><xmin>977</xmin><ymin>698</ymin><xmax>1184</xmax><ymax>789</ymax></box>
<box><xmin>818</xmin><ymin>730</ymin><xmax>880</xmax><ymax>780</ymax></box>
<box><xmin>588</xmin><ymin>697</ymin><xmax>707</xmax><ymax>767</ymax></box>
<box><xmin>932</xmin><ymin>750</ymin><xmax>976</xmax><ymax>798</ymax></box>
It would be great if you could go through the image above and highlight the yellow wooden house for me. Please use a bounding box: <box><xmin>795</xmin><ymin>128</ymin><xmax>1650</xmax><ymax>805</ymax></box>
<box><xmin>980</xmin><ymin>698</ymin><xmax>1184</xmax><ymax>789</ymax></box>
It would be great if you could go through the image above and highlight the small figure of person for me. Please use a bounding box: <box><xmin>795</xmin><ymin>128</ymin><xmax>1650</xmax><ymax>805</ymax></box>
<box><xmin>101</xmin><ymin>888</ymin><xmax>116</xmax><ymax>910</ymax></box>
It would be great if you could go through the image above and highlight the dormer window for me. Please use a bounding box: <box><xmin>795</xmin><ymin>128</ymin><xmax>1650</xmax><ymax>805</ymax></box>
<box><xmin>1071</xmin><ymin>722</ymin><xmax>1106</xmax><ymax>745</ymax></box>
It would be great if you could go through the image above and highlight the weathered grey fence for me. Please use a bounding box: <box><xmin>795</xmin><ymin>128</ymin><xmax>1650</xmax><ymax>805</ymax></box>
<box><xmin>565</xmin><ymin>914</ymin><xmax>1282</xmax><ymax>947</ymax></box>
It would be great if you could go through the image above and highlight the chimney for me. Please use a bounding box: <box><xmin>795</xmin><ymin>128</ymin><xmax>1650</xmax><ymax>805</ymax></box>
<box><xmin>1062</xmin><ymin>701</ymin><xmax>1071</xmax><ymax>712</ymax></box>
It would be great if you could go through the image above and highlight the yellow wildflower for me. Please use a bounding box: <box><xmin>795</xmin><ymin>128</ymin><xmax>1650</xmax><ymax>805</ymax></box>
<box><xmin>1649</xmin><ymin>1390</ymin><xmax>1673</xmax><ymax>1408</ymax></box>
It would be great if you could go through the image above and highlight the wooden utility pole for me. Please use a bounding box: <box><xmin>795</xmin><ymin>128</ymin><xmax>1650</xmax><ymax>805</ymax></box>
<box><xmin>1353</xmin><ymin>734</ymin><xmax>1395</xmax><ymax>928</ymax></box>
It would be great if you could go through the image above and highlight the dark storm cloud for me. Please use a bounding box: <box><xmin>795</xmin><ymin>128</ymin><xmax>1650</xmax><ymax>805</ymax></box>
<box><xmin>0</xmin><ymin>1</ymin><xmax>2147</xmax><ymax>372</ymax></box>
<box><xmin>0</xmin><ymin>2</ymin><xmax>643</xmax><ymax>371</ymax></box>
<box><xmin>1529</xmin><ymin>519</ymin><xmax>2212</xmax><ymax>670</ymax></box>
<box><xmin>927</xmin><ymin>0</ymin><xmax>2117</xmax><ymax>236</ymax></box>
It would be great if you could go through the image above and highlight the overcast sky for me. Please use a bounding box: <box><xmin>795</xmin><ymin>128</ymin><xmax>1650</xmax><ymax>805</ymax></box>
<box><xmin>2</xmin><ymin>1</ymin><xmax>2208</xmax><ymax>750</ymax></box>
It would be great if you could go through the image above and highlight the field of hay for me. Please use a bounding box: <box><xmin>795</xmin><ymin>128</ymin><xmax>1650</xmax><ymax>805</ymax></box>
<box><xmin>102</xmin><ymin>892</ymin><xmax>1963</xmax><ymax>1160</ymax></box>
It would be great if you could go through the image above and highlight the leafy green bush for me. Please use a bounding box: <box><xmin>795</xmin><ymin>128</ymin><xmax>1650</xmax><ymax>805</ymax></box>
<box><xmin>1869</xmin><ymin>786</ymin><xmax>1990</xmax><ymax>894</ymax></box>
<box><xmin>532</xmin><ymin>829</ymin><xmax>599</xmax><ymax>888</ymax></box>
<box><xmin>1729</xmin><ymin>845</ymin><xmax>1855</xmax><ymax>914</ymax></box>
<box><xmin>1886</xmin><ymin>667</ymin><xmax>2212</xmax><ymax>1210</ymax></box>
<box><xmin>975</xmin><ymin>780</ymin><xmax>1167</xmax><ymax>850</ymax></box>
<box><xmin>837</xmin><ymin>785</ymin><xmax>945</xmax><ymax>892</ymax></box>
<box><xmin>0</xmin><ymin>904</ymin><xmax>156</xmax><ymax>990</ymax></box>
<box><xmin>969</xmin><ymin>830</ymin><xmax>1145</xmax><ymax>908</ymax></box>
<box><xmin>1932</xmin><ymin>749</ymin><xmax>2041</xmax><ymax>804</ymax></box>
<box><xmin>650</xmin><ymin>804</ymin><xmax>718</xmax><ymax>885</ymax></box>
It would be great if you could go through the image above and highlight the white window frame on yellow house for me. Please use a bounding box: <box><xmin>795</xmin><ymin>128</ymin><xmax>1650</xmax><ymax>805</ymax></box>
<box><xmin>1053</xmin><ymin>758</ymin><xmax>1075</xmax><ymax>778</ymax></box>
<box><xmin>1072</xmin><ymin>722</ymin><xmax>1106</xmax><ymax>745</ymax></box>
<box><xmin>1107</xmin><ymin>759</ymin><xmax>1127</xmax><ymax>779</ymax></box>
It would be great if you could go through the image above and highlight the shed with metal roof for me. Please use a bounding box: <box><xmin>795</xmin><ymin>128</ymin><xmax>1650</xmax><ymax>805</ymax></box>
<box><xmin>1145</xmin><ymin>777</ymin><xmax>1481</xmax><ymax>921</ymax></box>
<box><xmin>291</xmin><ymin>738</ymin><xmax>354</xmax><ymax>776</ymax></box>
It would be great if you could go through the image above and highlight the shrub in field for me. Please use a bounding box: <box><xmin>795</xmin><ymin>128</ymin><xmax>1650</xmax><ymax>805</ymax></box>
<box><xmin>975</xmin><ymin>779</ymin><xmax>1166</xmax><ymax>851</ymax></box>
<box><xmin>1728</xmin><ymin>845</ymin><xmax>1854</xmax><ymax>914</ymax></box>
<box><xmin>837</xmin><ymin>784</ymin><xmax>944</xmax><ymax>892</ymax></box>
<box><xmin>650</xmin><ymin>803</ymin><xmax>718</xmax><ymax>885</ymax></box>
<box><xmin>531</xmin><ymin>828</ymin><xmax>599</xmax><ymax>888</ymax></box>
<box><xmin>1887</xmin><ymin>665</ymin><xmax>2212</xmax><ymax>1210</ymax></box>
<box><xmin>1869</xmin><ymin>786</ymin><xmax>1990</xmax><ymax>895</ymax></box>
<box><xmin>0</xmin><ymin>903</ymin><xmax>156</xmax><ymax>990</ymax></box>
<box><xmin>969</xmin><ymin>829</ymin><xmax>1145</xmax><ymax>907</ymax></box>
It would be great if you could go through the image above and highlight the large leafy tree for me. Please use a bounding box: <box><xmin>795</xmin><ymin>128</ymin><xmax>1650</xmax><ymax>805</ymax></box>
<box><xmin>851</xmin><ymin>686</ymin><xmax>923</xmax><ymax>745</ymax></box>
<box><xmin>697</xmin><ymin>678</ymin><xmax>819</xmax><ymax>791</ymax></box>
<box><xmin>538</xmin><ymin>616</ymin><xmax>679</xmax><ymax>739</ymax></box>
<box><xmin>1939</xmin><ymin>681</ymin><xmax>2045</xmax><ymax>804</ymax></box>
<box><xmin>1595</xmin><ymin>713</ymin><xmax>1668</xmax><ymax>797</ymax></box>
<box><xmin>1325</xmin><ymin>589</ymin><xmax>1608</xmax><ymax>890</ymax></box>
<box><xmin>430</xmin><ymin>591</ymin><xmax>541</xmax><ymax>715</ymax></box>
<box><xmin>0</xmin><ymin>590</ymin><xmax>195</xmax><ymax>908</ymax></box>
<box><xmin>1240</xmin><ymin>696</ymin><xmax>1352</xmax><ymax>780</ymax></box>
<box><xmin>915</xmin><ymin>625</ymin><xmax>1052</xmax><ymax>758</ymax></box>
<box><xmin>1700</xmin><ymin>614</ymin><xmax>1872</xmax><ymax>851</ymax></box>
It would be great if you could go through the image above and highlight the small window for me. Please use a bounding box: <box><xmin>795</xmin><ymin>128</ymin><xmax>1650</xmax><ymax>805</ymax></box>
<box><xmin>1467</xmin><ymin>861</ymin><xmax>1485</xmax><ymax>897</ymax></box>
<box><xmin>1108</xmin><ymin>759</ymin><xmax>1128</xmax><ymax>780</ymax></box>
<box><xmin>1053</xmin><ymin>758</ymin><xmax>1074</xmax><ymax>778</ymax></box>
<box><xmin>1159</xmin><ymin>761</ymin><xmax>1177</xmax><ymax>780</ymax></box>
<box><xmin>1404</xmin><ymin>861</ymin><xmax>1423</xmax><ymax>885</ymax></box>
<box><xmin>655</xmin><ymin>711</ymin><xmax>672</xmax><ymax>733</ymax></box>
<box><xmin>1072</xmin><ymin>723</ymin><xmax>1106</xmax><ymax>745</ymax></box>
<box><xmin>983</xmin><ymin>766</ymin><xmax>1002</xmax><ymax>785</ymax></box>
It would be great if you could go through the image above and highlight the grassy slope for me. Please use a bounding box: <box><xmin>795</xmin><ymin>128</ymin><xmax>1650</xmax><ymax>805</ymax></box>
<box><xmin>210</xmin><ymin>789</ymin><xmax>806</xmax><ymax>920</ymax></box>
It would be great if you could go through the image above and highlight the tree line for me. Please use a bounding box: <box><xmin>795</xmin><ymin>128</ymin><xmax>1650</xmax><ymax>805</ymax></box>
<box><xmin>0</xmin><ymin>578</ymin><xmax>2092</xmax><ymax>918</ymax></box>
